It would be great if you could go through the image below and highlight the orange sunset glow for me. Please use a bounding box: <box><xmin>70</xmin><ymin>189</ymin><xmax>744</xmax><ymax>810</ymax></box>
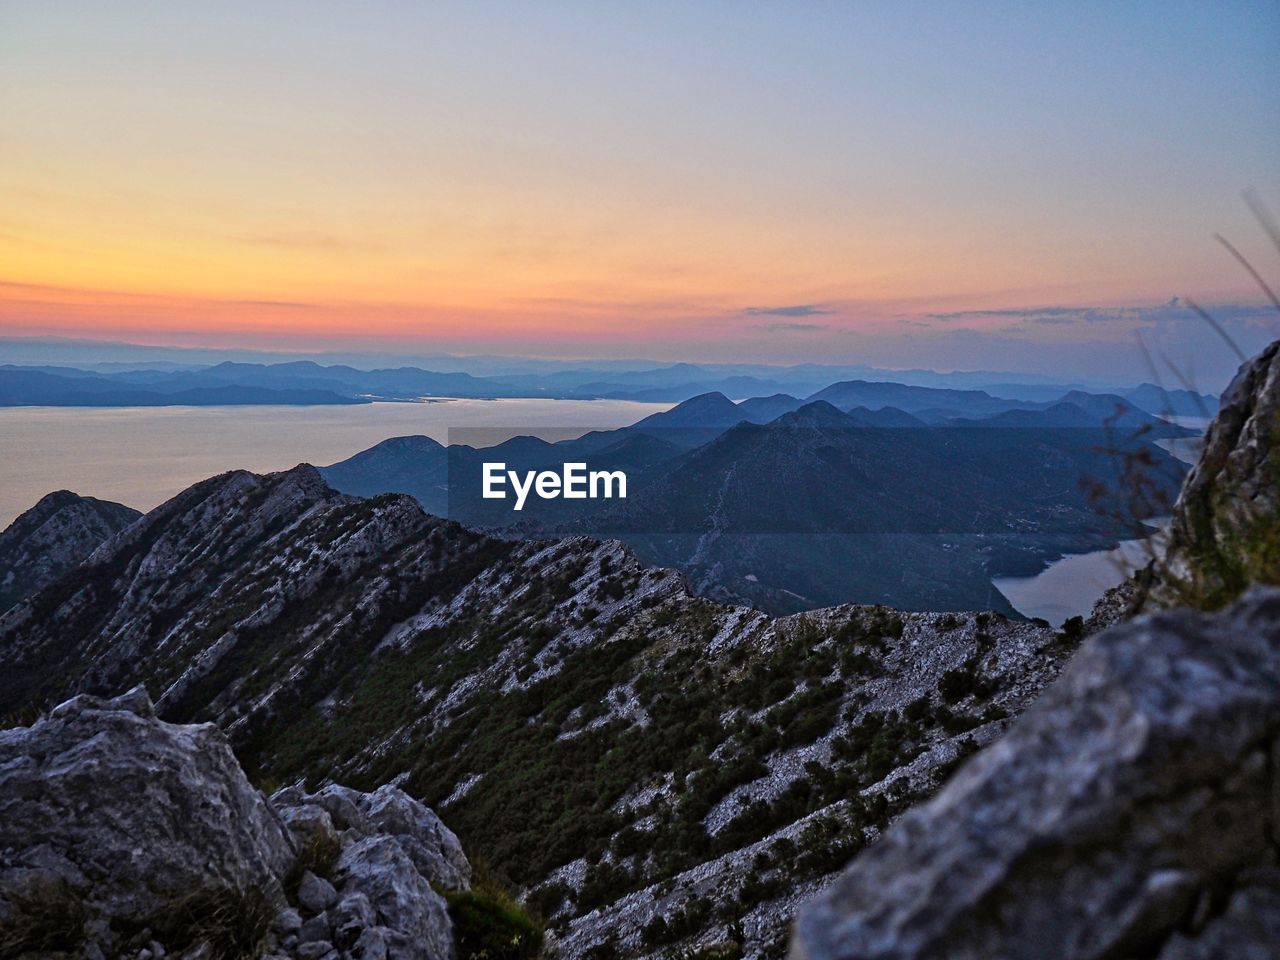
<box><xmin>2</xmin><ymin>2</ymin><xmax>1278</xmax><ymax>378</ymax></box>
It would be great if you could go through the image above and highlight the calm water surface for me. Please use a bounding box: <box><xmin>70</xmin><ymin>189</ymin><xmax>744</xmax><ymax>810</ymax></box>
<box><xmin>0</xmin><ymin>400</ymin><xmax>669</xmax><ymax>527</ymax></box>
<box><xmin>997</xmin><ymin>417</ymin><xmax>1208</xmax><ymax>625</ymax></box>
<box><xmin>993</xmin><ymin>524</ymin><xmax>1169</xmax><ymax>626</ymax></box>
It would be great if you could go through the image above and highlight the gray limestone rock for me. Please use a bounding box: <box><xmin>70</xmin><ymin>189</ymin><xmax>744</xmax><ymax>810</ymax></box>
<box><xmin>297</xmin><ymin>870</ymin><xmax>339</xmax><ymax>915</ymax></box>
<box><xmin>335</xmin><ymin>836</ymin><xmax>454</xmax><ymax>960</ymax></box>
<box><xmin>792</xmin><ymin>588</ymin><xmax>1280</xmax><ymax>960</ymax></box>
<box><xmin>0</xmin><ymin>686</ymin><xmax>292</xmax><ymax>928</ymax></box>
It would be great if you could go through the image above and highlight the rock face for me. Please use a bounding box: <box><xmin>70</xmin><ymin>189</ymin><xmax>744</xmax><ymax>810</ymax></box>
<box><xmin>0</xmin><ymin>489</ymin><xmax>140</xmax><ymax>613</ymax></box>
<box><xmin>331</xmin><ymin>837</ymin><xmax>453</xmax><ymax>960</ymax></box>
<box><xmin>1093</xmin><ymin>339</ymin><xmax>1280</xmax><ymax>628</ymax></box>
<box><xmin>791</xmin><ymin>587</ymin><xmax>1280</xmax><ymax>960</ymax></box>
<box><xmin>0</xmin><ymin>686</ymin><xmax>465</xmax><ymax>960</ymax></box>
<box><xmin>271</xmin><ymin>782</ymin><xmax>469</xmax><ymax>960</ymax></box>
<box><xmin>0</xmin><ymin>686</ymin><xmax>293</xmax><ymax>953</ymax></box>
<box><xmin>1152</xmin><ymin>338</ymin><xmax>1280</xmax><ymax>609</ymax></box>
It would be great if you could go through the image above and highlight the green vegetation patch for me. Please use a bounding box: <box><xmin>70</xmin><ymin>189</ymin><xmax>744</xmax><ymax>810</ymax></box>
<box><xmin>447</xmin><ymin>882</ymin><xmax>546</xmax><ymax>960</ymax></box>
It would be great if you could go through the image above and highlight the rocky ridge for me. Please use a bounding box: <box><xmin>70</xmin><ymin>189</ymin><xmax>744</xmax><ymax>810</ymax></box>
<box><xmin>0</xmin><ymin>490</ymin><xmax>140</xmax><ymax>614</ymax></box>
<box><xmin>0</xmin><ymin>464</ymin><xmax>1065</xmax><ymax>958</ymax></box>
<box><xmin>792</xmin><ymin>586</ymin><xmax>1280</xmax><ymax>960</ymax></box>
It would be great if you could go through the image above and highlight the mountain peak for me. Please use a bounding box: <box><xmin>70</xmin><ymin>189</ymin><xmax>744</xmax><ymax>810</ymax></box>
<box><xmin>773</xmin><ymin>399</ymin><xmax>856</xmax><ymax>429</ymax></box>
<box><xmin>633</xmin><ymin>391</ymin><xmax>742</xmax><ymax>429</ymax></box>
<box><xmin>0</xmin><ymin>491</ymin><xmax>140</xmax><ymax>613</ymax></box>
<box><xmin>361</xmin><ymin>434</ymin><xmax>446</xmax><ymax>455</ymax></box>
<box><xmin>275</xmin><ymin>461</ymin><xmax>333</xmax><ymax>493</ymax></box>
<box><xmin>678</xmin><ymin>390</ymin><xmax>734</xmax><ymax>408</ymax></box>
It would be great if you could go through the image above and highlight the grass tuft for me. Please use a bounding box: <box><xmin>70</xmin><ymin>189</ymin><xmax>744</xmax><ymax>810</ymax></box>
<box><xmin>144</xmin><ymin>885</ymin><xmax>276</xmax><ymax>960</ymax></box>
<box><xmin>0</xmin><ymin>877</ymin><xmax>87</xmax><ymax>958</ymax></box>
<box><xmin>284</xmin><ymin>823</ymin><xmax>343</xmax><ymax>896</ymax></box>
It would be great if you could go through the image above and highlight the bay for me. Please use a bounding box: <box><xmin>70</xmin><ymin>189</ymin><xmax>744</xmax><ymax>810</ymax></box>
<box><xmin>993</xmin><ymin>523</ymin><xmax>1169</xmax><ymax>626</ymax></box>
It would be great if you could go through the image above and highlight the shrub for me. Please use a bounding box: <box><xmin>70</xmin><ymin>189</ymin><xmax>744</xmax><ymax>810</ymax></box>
<box><xmin>736</xmin><ymin>871</ymin><xmax>785</xmax><ymax>907</ymax></box>
<box><xmin>446</xmin><ymin>884</ymin><xmax>545</xmax><ymax>960</ymax></box>
<box><xmin>577</xmin><ymin>860</ymin><xmax>636</xmax><ymax>913</ymax></box>
<box><xmin>525</xmin><ymin>880</ymin><xmax>573</xmax><ymax>919</ymax></box>
<box><xmin>937</xmin><ymin>660</ymin><xmax>995</xmax><ymax>704</ymax></box>
<box><xmin>642</xmin><ymin>915</ymin><xmax>672</xmax><ymax>947</ymax></box>
<box><xmin>903</xmin><ymin>694</ymin><xmax>931</xmax><ymax>723</ymax></box>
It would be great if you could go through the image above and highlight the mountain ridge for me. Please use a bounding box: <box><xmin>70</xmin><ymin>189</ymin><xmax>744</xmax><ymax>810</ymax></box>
<box><xmin>0</xmin><ymin>489</ymin><xmax>140</xmax><ymax>614</ymax></box>
<box><xmin>0</xmin><ymin>462</ymin><xmax>1065</xmax><ymax>959</ymax></box>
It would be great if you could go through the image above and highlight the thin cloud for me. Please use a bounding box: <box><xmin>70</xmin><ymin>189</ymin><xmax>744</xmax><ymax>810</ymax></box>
<box><xmin>227</xmin><ymin>299</ymin><xmax>320</xmax><ymax>310</ymax></box>
<box><xmin>743</xmin><ymin>304</ymin><xmax>833</xmax><ymax>318</ymax></box>
<box><xmin>923</xmin><ymin>298</ymin><xmax>1276</xmax><ymax>328</ymax></box>
<box><xmin>760</xmin><ymin>321</ymin><xmax>831</xmax><ymax>333</ymax></box>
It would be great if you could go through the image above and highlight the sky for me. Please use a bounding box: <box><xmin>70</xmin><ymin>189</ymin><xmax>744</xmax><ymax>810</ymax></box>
<box><xmin>1</xmin><ymin>1</ymin><xmax>1278</xmax><ymax>385</ymax></box>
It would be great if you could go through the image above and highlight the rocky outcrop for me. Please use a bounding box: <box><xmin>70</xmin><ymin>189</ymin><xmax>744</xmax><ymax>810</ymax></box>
<box><xmin>791</xmin><ymin>587</ymin><xmax>1280</xmax><ymax>960</ymax></box>
<box><xmin>273</xmin><ymin>783</ymin><xmax>470</xmax><ymax>892</ymax></box>
<box><xmin>0</xmin><ymin>687</ymin><xmax>466</xmax><ymax>960</ymax></box>
<box><xmin>269</xmin><ymin>782</ymin><xmax>469</xmax><ymax>960</ymax></box>
<box><xmin>0</xmin><ymin>686</ymin><xmax>293</xmax><ymax>956</ymax></box>
<box><xmin>0</xmin><ymin>489</ymin><xmax>140</xmax><ymax>614</ymax></box>
<box><xmin>0</xmin><ymin>464</ymin><xmax>376</xmax><ymax>712</ymax></box>
<box><xmin>1152</xmin><ymin>339</ymin><xmax>1280</xmax><ymax>608</ymax></box>
<box><xmin>1092</xmin><ymin>339</ymin><xmax>1280</xmax><ymax>628</ymax></box>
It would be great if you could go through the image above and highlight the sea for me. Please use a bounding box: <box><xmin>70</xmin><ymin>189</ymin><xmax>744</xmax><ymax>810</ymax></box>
<box><xmin>992</xmin><ymin>534</ymin><xmax>1162</xmax><ymax>628</ymax></box>
<box><xmin>0</xmin><ymin>399</ymin><xmax>668</xmax><ymax>528</ymax></box>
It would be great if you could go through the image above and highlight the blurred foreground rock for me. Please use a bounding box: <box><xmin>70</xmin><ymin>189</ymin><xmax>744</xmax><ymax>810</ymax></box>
<box><xmin>1091</xmin><ymin>338</ymin><xmax>1280</xmax><ymax>631</ymax></box>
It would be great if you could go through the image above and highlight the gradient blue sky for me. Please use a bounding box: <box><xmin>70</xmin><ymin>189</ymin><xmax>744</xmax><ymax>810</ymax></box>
<box><xmin>1</xmin><ymin>1</ymin><xmax>1278</xmax><ymax>384</ymax></box>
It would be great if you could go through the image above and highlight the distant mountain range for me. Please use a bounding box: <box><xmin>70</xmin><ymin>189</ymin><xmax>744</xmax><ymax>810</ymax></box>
<box><xmin>320</xmin><ymin>387</ymin><xmax>1191</xmax><ymax>614</ymax></box>
<box><xmin>0</xmin><ymin>358</ymin><xmax>1219</xmax><ymax>413</ymax></box>
<box><xmin>0</xmin><ymin>365</ymin><xmax>369</xmax><ymax>406</ymax></box>
<box><xmin>0</xmin><ymin>358</ymin><xmax>1198</xmax><ymax>613</ymax></box>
